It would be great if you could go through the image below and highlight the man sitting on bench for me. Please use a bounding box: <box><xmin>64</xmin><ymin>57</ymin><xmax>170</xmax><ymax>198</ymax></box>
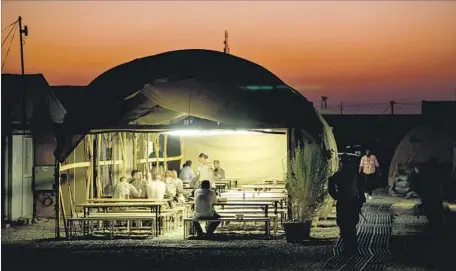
<box><xmin>193</xmin><ymin>180</ymin><xmax>221</xmax><ymax>237</ymax></box>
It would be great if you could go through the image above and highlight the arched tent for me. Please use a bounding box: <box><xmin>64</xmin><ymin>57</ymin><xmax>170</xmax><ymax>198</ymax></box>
<box><xmin>388</xmin><ymin>124</ymin><xmax>456</xmax><ymax>186</ymax></box>
<box><xmin>53</xmin><ymin>49</ymin><xmax>336</xmax><ymax>164</ymax></box>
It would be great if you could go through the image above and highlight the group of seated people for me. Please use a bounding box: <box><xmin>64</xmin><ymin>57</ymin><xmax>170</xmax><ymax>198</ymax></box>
<box><xmin>112</xmin><ymin>169</ymin><xmax>221</xmax><ymax>236</ymax></box>
<box><xmin>113</xmin><ymin>169</ymin><xmax>185</xmax><ymax>204</ymax></box>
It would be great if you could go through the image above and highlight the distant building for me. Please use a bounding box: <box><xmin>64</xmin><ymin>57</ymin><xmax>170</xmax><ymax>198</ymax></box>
<box><xmin>421</xmin><ymin>101</ymin><xmax>456</xmax><ymax>121</ymax></box>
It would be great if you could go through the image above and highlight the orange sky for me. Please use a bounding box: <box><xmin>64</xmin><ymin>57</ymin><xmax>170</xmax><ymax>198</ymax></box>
<box><xmin>2</xmin><ymin>1</ymin><xmax>456</xmax><ymax>105</ymax></box>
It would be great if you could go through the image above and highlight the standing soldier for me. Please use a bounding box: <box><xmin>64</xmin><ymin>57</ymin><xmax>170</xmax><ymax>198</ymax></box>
<box><xmin>329</xmin><ymin>155</ymin><xmax>365</xmax><ymax>255</ymax></box>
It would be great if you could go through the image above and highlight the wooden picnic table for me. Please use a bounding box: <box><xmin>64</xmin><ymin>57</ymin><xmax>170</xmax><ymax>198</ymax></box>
<box><xmin>214</xmin><ymin>201</ymin><xmax>274</xmax><ymax>234</ymax></box>
<box><xmin>221</xmin><ymin>192</ymin><xmax>285</xmax><ymax>197</ymax></box>
<box><xmin>217</xmin><ymin>178</ymin><xmax>239</xmax><ymax>189</ymax></box>
<box><xmin>214</xmin><ymin>183</ymin><xmax>227</xmax><ymax>194</ymax></box>
<box><xmin>87</xmin><ymin>198</ymin><xmax>170</xmax><ymax>203</ymax></box>
<box><xmin>239</xmin><ymin>185</ymin><xmax>286</xmax><ymax>191</ymax></box>
<box><xmin>77</xmin><ymin>201</ymin><xmax>166</xmax><ymax>236</ymax></box>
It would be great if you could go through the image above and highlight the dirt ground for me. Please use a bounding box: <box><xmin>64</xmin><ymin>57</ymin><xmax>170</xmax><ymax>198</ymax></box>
<box><xmin>2</xmin><ymin>195</ymin><xmax>456</xmax><ymax>271</ymax></box>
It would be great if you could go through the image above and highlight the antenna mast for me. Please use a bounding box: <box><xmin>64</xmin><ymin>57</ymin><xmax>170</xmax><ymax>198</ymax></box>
<box><xmin>18</xmin><ymin>16</ymin><xmax>28</xmax><ymax>75</ymax></box>
<box><xmin>223</xmin><ymin>30</ymin><xmax>230</xmax><ymax>54</ymax></box>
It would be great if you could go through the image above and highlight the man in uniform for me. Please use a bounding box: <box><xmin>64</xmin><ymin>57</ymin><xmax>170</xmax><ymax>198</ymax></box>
<box><xmin>329</xmin><ymin>155</ymin><xmax>365</xmax><ymax>255</ymax></box>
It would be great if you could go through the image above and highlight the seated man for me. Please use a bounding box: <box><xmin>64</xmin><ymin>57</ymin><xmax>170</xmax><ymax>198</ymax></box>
<box><xmin>179</xmin><ymin>160</ymin><xmax>196</xmax><ymax>188</ymax></box>
<box><xmin>113</xmin><ymin>176</ymin><xmax>139</xmax><ymax>199</ymax></box>
<box><xmin>164</xmin><ymin>170</ymin><xmax>178</xmax><ymax>198</ymax></box>
<box><xmin>213</xmin><ymin>160</ymin><xmax>226</xmax><ymax>182</ymax></box>
<box><xmin>130</xmin><ymin>170</ymin><xmax>147</xmax><ymax>197</ymax></box>
<box><xmin>193</xmin><ymin>180</ymin><xmax>221</xmax><ymax>237</ymax></box>
<box><xmin>145</xmin><ymin>173</ymin><xmax>166</xmax><ymax>200</ymax></box>
<box><xmin>172</xmin><ymin>170</ymin><xmax>186</xmax><ymax>203</ymax></box>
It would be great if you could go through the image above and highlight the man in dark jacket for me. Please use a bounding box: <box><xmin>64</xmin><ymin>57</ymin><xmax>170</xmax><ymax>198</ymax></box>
<box><xmin>416</xmin><ymin>157</ymin><xmax>445</xmax><ymax>237</ymax></box>
<box><xmin>328</xmin><ymin>155</ymin><xmax>365</xmax><ymax>255</ymax></box>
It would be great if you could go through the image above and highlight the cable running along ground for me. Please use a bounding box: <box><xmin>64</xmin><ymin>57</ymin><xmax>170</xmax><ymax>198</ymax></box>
<box><xmin>2</xmin><ymin>23</ymin><xmax>19</xmax><ymax>70</ymax></box>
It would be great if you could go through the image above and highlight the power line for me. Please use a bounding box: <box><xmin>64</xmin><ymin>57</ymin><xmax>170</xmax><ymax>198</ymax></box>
<box><xmin>2</xmin><ymin>23</ymin><xmax>18</xmax><ymax>70</ymax></box>
<box><xmin>2</xmin><ymin>19</ymin><xmax>18</xmax><ymax>32</ymax></box>
<box><xmin>380</xmin><ymin>105</ymin><xmax>391</xmax><ymax>114</ymax></box>
<box><xmin>2</xmin><ymin>21</ymin><xmax>17</xmax><ymax>47</ymax></box>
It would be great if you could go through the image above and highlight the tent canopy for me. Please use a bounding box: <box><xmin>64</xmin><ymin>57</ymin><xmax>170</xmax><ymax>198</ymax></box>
<box><xmin>54</xmin><ymin>49</ymin><xmax>327</xmax><ymax>162</ymax></box>
<box><xmin>388</xmin><ymin>124</ymin><xmax>456</xmax><ymax>184</ymax></box>
<box><xmin>2</xmin><ymin>74</ymin><xmax>67</xmax><ymax>129</ymax></box>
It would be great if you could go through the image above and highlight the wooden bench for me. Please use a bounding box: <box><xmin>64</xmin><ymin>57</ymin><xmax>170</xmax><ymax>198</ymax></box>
<box><xmin>215</xmin><ymin>212</ymin><xmax>279</xmax><ymax>235</ymax></box>
<box><xmin>67</xmin><ymin>213</ymin><xmax>156</xmax><ymax>238</ymax></box>
<box><xmin>183</xmin><ymin>217</ymin><xmax>271</xmax><ymax>240</ymax></box>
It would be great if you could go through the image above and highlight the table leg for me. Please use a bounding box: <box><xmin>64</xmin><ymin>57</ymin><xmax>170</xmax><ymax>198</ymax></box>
<box><xmin>150</xmin><ymin>219</ymin><xmax>154</xmax><ymax>236</ymax></box>
<box><xmin>264</xmin><ymin>205</ymin><xmax>269</xmax><ymax>234</ymax></box>
<box><xmin>183</xmin><ymin>220</ymin><xmax>186</xmax><ymax>240</ymax></box>
<box><xmin>83</xmin><ymin>208</ymin><xmax>88</xmax><ymax>235</ymax></box>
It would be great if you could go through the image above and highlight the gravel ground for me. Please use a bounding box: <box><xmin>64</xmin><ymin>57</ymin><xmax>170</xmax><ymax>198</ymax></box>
<box><xmin>2</xmin><ymin>218</ymin><xmax>340</xmax><ymax>271</ymax></box>
<box><xmin>5</xmin><ymin>195</ymin><xmax>455</xmax><ymax>271</ymax></box>
<box><xmin>385</xmin><ymin>201</ymin><xmax>456</xmax><ymax>271</ymax></box>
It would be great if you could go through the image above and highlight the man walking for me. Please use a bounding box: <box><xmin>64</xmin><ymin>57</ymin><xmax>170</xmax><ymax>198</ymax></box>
<box><xmin>329</xmin><ymin>155</ymin><xmax>365</xmax><ymax>255</ymax></box>
<box><xmin>359</xmin><ymin>148</ymin><xmax>380</xmax><ymax>200</ymax></box>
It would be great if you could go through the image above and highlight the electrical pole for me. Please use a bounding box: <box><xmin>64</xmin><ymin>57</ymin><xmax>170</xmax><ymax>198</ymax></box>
<box><xmin>223</xmin><ymin>30</ymin><xmax>230</xmax><ymax>54</ymax></box>
<box><xmin>321</xmin><ymin>96</ymin><xmax>328</xmax><ymax>110</ymax></box>
<box><xmin>390</xmin><ymin>101</ymin><xmax>396</xmax><ymax>115</ymax></box>
<box><xmin>340</xmin><ymin>102</ymin><xmax>343</xmax><ymax>115</ymax></box>
<box><xmin>18</xmin><ymin>16</ymin><xmax>28</xmax><ymax>75</ymax></box>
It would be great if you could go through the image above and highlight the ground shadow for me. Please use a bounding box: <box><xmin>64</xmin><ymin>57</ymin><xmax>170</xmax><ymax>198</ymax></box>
<box><xmin>389</xmin><ymin>211</ymin><xmax>456</xmax><ymax>270</ymax></box>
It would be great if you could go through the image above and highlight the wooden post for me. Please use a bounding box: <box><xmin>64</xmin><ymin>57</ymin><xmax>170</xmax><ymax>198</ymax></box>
<box><xmin>59</xmin><ymin>183</ymin><xmax>68</xmax><ymax>238</ymax></box>
<box><xmin>180</xmin><ymin>136</ymin><xmax>184</xmax><ymax>168</ymax></box>
<box><xmin>122</xmin><ymin>133</ymin><xmax>127</xmax><ymax>177</ymax></box>
<box><xmin>133</xmin><ymin>133</ymin><xmax>137</xmax><ymax>170</ymax></box>
<box><xmin>96</xmin><ymin>134</ymin><xmax>102</xmax><ymax>198</ymax></box>
<box><xmin>163</xmin><ymin>134</ymin><xmax>168</xmax><ymax>172</ymax></box>
<box><xmin>144</xmin><ymin>133</ymin><xmax>149</xmax><ymax>175</ymax></box>
<box><xmin>116</xmin><ymin>133</ymin><xmax>121</xmax><ymax>183</ymax></box>
<box><xmin>84</xmin><ymin>135</ymin><xmax>92</xmax><ymax>201</ymax></box>
<box><xmin>72</xmin><ymin>150</ymin><xmax>76</xmax><ymax>209</ymax></box>
<box><xmin>153</xmin><ymin>134</ymin><xmax>160</xmax><ymax>174</ymax></box>
<box><xmin>54</xmin><ymin>160</ymin><xmax>61</xmax><ymax>239</ymax></box>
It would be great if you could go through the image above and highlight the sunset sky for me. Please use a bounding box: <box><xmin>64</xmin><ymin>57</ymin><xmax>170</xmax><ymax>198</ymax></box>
<box><xmin>2</xmin><ymin>1</ymin><xmax>456</xmax><ymax>109</ymax></box>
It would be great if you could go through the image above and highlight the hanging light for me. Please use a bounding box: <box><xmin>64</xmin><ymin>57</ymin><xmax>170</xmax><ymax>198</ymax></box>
<box><xmin>163</xmin><ymin>129</ymin><xmax>259</xmax><ymax>136</ymax></box>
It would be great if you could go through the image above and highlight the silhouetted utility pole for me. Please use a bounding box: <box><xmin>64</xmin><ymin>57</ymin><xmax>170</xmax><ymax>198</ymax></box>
<box><xmin>18</xmin><ymin>16</ymin><xmax>28</xmax><ymax>75</ymax></box>
<box><xmin>390</xmin><ymin>101</ymin><xmax>396</xmax><ymax>115</ymax></box>
<box><xmin>340</xmin><ymin>102</ymin><xmax>343</xmax><ymax>115</ymax></box>
<box><xmin>223</xmin><ymin>30</ymin><xmax>230</xmax><ymax>54</ymax></box>
<box><xmin>321</xmin><ymin>96</ymin><xmax>328</xmax><ymax>110</ymax></box>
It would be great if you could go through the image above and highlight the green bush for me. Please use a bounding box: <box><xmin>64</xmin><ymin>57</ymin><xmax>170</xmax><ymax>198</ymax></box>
<box><xmin>285</xmin><ymin>144</ymin><xmax>331</xmax><ymax>222</ymax></box>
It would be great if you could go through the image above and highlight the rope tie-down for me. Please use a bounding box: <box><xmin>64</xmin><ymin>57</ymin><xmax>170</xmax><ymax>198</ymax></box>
<box><xmin>324</xmin><ymin>203</ymin><xmax>393</xmax><ymax>271</ymax></box>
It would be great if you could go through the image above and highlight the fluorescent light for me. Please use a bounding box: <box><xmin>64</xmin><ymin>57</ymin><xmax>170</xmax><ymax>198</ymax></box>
<box><xmin>163</xmin><ymin>130</ymin><xmax>258</xmax><ymax>136</ymax></box>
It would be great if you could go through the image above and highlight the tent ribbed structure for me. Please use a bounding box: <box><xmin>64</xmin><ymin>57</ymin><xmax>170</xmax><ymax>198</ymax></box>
<box><xmin>388</xmin><ymin>124</ymin><xmax>456</xmax><ymax>186</ymax></box>
<box><xmin>53</xmin><ymin>49</ymin><xmax>334</xmax><ymax>163</ymax></box>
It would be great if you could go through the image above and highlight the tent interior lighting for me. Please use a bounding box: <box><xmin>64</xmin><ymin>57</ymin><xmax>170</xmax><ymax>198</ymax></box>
<box><xmin>164</xmin><ymin>129</ymin><xmax>262</xmax><ymax>136</ymax></box>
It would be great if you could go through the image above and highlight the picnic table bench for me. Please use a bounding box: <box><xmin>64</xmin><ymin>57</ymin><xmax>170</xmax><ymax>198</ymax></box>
<box><xmin>77</xmin><ymin>201</ymin><xmax>166</xmax><ymax>236</ymax></box>
<box><xmin>183</xmin><ymin>217</ymin><xmax>271</xmax><ymax>239</ymax></box>
<box><xmin>67</xmin><ymin>213</ymin><xmax>156</xmax><ymax>237</ymax></box>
